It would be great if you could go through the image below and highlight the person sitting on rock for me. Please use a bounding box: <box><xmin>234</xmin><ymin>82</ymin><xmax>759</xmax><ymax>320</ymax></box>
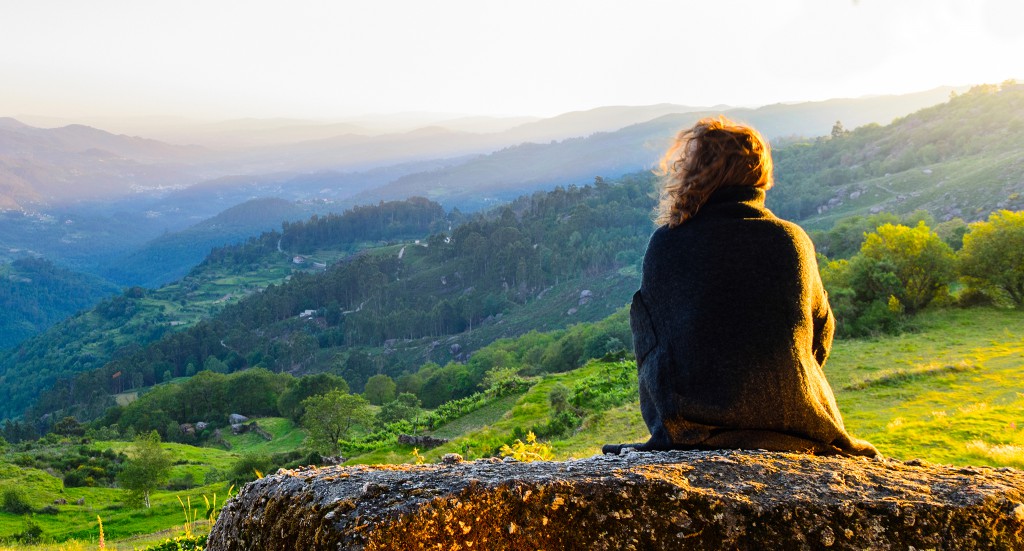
<box><xmin>603</xmin><ymin>116</ymin><xmax>878</xmax><ymax>457</ymax></box>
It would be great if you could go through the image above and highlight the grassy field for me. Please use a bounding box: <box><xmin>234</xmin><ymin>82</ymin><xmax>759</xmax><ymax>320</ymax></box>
<box><xmin>382</xmin><ymin>307</ymin><xmax>1024</xmax><ymax>465</ymax></box>
<box><xmin>0</xmin><ymin>425</ymin><xmax>291</xmax><ymax>546</ymax></box>
<box><xmin>2</xmin><ymin>306</ymin><xmax>1022</xmax><ymax>547</ymax></box>
<box><xmin>829</xmin><ymin>307</ymin><xmax>1024</xmax><ymax>466</ymax></box>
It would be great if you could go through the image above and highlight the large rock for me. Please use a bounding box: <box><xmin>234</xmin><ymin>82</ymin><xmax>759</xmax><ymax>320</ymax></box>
<box><xmin>207</xmin><ymin>450</ymin><xmax>1024</xmax><ymax>550</ymax></box>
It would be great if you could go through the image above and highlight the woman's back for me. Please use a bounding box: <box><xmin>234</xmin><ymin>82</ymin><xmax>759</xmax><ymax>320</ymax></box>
<box><xmin>604</xmin><ymin>116</ymin><xmax>877</xmax><ymax>457</ymax></box>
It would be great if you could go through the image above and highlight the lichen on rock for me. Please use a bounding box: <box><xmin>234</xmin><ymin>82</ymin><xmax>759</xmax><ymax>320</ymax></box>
<box><xmin>207</xmin><ymin>450</ymin><xmax>1024</xmax><ymax>550</ymax></box>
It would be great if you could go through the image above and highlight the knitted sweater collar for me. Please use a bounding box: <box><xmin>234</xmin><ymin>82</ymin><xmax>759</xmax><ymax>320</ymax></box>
<box><xmin>704</xmin><ymin>185</ymin><xmax>767</xmax><ymax>208</ymax></box>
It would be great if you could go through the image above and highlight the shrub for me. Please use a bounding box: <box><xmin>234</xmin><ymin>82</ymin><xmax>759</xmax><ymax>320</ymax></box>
<box><xmin>959</xmin><ymin>210</ymin><xmax>1024</xmax><ymax>307</ymax></box>
<box><xmin>141</xmin><ymin>534</ymin><xmax>208</xmax><ymax>551</ymax></box>
<box><xmin>12</xmin><ymin>519</ymin><xmax>44</xmax><ymax>543</ymax></box>
<box><xmin>1</xmin><ymin>487</ymin><xmax>32</xmax><ymax>514</ymax></box>
<box><xmin>499</xmin><ymin>432</ymin><xmax>554</xmax><ymax>462</ymax></box>
<box><xmin>229</xmin><ymin>453</ymin><xmax>274</xmax><ymax>487</ymax></box>
<box><xmin>166</xmin><ymin>472</ymin><xmax>197</xmax><ymax>490</ymax></box>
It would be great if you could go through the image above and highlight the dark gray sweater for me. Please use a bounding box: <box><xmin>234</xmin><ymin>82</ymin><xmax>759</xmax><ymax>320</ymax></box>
<box><xmin>610</xmin><ymin>186</ymin><xmax>876</xmax><ymax>456</ymax></box>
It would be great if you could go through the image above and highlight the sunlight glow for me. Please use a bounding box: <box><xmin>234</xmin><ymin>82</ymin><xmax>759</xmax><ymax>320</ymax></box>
<box><xmin>0</xmin><ymin>0</ymin><xmax>1021</xmax><ymax>121</ymax></box>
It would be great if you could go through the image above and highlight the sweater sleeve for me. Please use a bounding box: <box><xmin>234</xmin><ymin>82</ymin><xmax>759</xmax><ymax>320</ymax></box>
<box><xmin>631</xmin><ymin>230</ymin><xmax>663</xmax><ymax>368</ymax></box>
<box><xmin>630</xmin><ymin>290</ymin><xmax>658</xmax><ymax>367</ymax></box>
<box><xmin>807</xmin><ymin>246</ymin><xmax>835</xmax><ymax>367</ymax></box>
<box><xmin>812</xmin><ymin>290</ymin><xmax>835</xmax><ymax>366</ymax></box>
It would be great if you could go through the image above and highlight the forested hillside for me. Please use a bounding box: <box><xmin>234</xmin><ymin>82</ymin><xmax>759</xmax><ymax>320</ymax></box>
<box><xmin>0</xmin><ymin>197</ymin><xmax>453</xmax><ymax>420</ymax></box>
<box><xmin>14</xmin><ymin>175</ymin><xmax>655</xmax><ymax>424</ymax></box>
<box><xmin>103</xmin><ymin>197</ymin><xmax>312</xmax><ymax>287</ymax></box>
<box><xmin>770</xmin><ymin>82</ymin><xmax>1024</xmax><ymax>224</ymax></box>
<box><xmin>0</xmin><ymin>257</ymin><xmax>119</xmax><ymax>349</ymax></box>
<box><xmin>6</xmin><ymin>83</ymin><xmax>1024</xmax><ymax>429</ymax></box>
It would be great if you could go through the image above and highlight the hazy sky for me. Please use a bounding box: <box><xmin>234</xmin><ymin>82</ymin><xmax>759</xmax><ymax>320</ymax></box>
<box><xmin>2</xmin><ymin>0</ymin><xmax>1022</xmax><ymax>121</ymax></box>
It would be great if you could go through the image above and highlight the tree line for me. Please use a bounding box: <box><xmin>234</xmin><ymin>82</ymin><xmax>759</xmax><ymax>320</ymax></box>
<box><xmin>820</xmin><ymin>209</ymin><xmax>1024</xmax><ymax>336</ymax></box>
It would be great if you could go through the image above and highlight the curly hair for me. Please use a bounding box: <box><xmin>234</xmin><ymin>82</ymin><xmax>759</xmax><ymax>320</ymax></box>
<box><xmin>656</xmin><ymin>116</ymin><xmax>774</xmax><ymax>227</ymax></box>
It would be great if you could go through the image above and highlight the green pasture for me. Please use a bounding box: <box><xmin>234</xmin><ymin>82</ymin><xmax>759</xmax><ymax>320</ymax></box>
<box><xmin>3</xmin><ymin>306</ymin><xmax>1023</xmax><ymax>547</ymax></box>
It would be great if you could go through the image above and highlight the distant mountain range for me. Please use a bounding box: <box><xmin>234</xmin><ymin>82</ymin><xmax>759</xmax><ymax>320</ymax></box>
<box><xmin>0</xmin><ymin>117</ymin><xmax>211</xmax><ymax>210</ymax></box>
<box><xmin>349</xmin><ymin>87</ymin><xmax>966</xmax><ymax>209</ymax></box>
<box><xmin>1</xmin><ymin>86</ymin><xmax>962</xmax><ymax>212</ymax></box>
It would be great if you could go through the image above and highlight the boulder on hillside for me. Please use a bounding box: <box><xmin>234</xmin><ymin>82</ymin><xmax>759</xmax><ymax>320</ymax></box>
<box><xmin>228</xmin><ymin>413</ymin><xmax>249</xmax><ymax>425</ymax></box>
<box><xmin>207</xmin><ymin>450</ymin><xmax>1024</xmax><ymax>550</ymax></box>
<box><xmin>397</xmin><ymin>434</ymin><xmax>449</xmax><ymax>449</ymax></box>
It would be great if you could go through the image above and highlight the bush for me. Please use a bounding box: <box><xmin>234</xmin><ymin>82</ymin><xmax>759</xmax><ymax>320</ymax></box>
<box><xmin>12</xmin><ymin>520</ymin><xmax>43</xmax><ymax>543</ymax></box>
<box><xmin>166</xmin><ymin>472</ymin><xmax>197</xmax><ymax>490</ymax></box>
<box><xmin>229</xmin><ymin>453</ymin><xmax>274</xmax><ymax>487</ymax></box>
<box><xmin>530</xmin><ymin>410</ymin><xmax>582</xmax><ymax>439</ymax></box>
<box><xmin>956</xmin><ymin>287</ymin><xmax>997</xmax><ymax>308</ymax></box>
<box><xmin>569</xmin><ymin>360</ymin><xmax>638</xmax><ymax>411</ymax></box>
<box><xmin>1</xmin><ymin>487</ymin><xmax>32</xmax><ymax>514</ymax></box>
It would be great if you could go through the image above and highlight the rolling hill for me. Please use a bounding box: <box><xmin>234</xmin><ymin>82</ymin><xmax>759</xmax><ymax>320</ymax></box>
<box><xmin>769</xmin><ymin>82</ymin><xmax>1024</xmax><ymax>225</ymax></box>
<box><xmin>349</xmin><ymin>86</ymin><xmax>965</xmax><ymax>210</ymax></box>
<box><xmin>102</xmin><ymin>197</ymin><xmax>313</xmax><ymax>287</ymax></box>
<box><xmin>0</xmin><ymin>256</ymin><xmax>119</xmax><ymax>349</ymax></box>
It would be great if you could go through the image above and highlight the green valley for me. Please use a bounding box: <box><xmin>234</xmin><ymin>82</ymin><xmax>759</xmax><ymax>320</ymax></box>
<box><xmin>1</xmin><ymin>306</ymin><xmax>1022</xmax><ymax>547</ymax></box>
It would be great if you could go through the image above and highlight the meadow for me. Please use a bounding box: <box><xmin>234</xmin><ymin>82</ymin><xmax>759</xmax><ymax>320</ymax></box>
<box><xmin>1</xmin><ymin>306</ymin><xmax>1022</xmax><ymax>548</ymax></box>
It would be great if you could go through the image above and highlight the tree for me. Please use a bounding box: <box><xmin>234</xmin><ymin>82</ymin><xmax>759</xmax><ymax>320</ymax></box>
<box><xmin>363</xmin><ymin>374</ymin><xmax>397</xmax><ymax>405</ymax></box>
<box><xmin>52</xmin><ymin>416</ymin><xmax>85</xmax><ymax>437</ymax></box>
<box><xmin>117</xmin><ymin>431</ymin><xmax>172</xmax><ymax>508</ymax></box>
<box><xmin>277</xmin><ymin>373</ymin><xmax>349</xmax><ymax>421</ymax></box>
<box><xmin>959</xmin><ymin>210</ymin><xmax>1024</xmax><ymax>306</ymax></box>
<box><xmin>831</xmin><ymin>120</ymin><xmax>848</xmax><ymax>139</ymax></box>
<box><xmin>300</xmin><ymin>390</ymin><xmax>372</xmax><ymax>455</ymax></box>
<box><xmin>376</xmin><ymin>393</ymin><xmax>421</xmax><ymax>426</ymax></box>
<box><xmin>859</xmin><ymin>222</ymin><xmax>956</xmax><ymax>312</ymax></box>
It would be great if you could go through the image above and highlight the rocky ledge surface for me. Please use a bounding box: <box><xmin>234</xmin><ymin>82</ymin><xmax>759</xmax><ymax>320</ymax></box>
<box><xmin>207</xmin><ymin>450</ymin><xmax>1024</xmax><ymax>550</ymax></box>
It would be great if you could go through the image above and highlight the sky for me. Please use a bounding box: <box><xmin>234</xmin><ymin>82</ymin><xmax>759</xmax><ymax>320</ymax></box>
<box><xmin>1</xmin><ymin>0</ymin><xmax>1022</xmax><ymax>122</ymax></box>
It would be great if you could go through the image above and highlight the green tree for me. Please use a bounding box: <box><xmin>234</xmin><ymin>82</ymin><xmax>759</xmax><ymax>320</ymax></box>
<box><xmin>277</xmin><ymin>373</ymin><xmax>349</xmax><ymax>421</ymax></box>
<box><xmin>376</xmin><ymin>393</ymin><xmax>421</xmax><ymax>426</ymax></box>
<box><xmin>204</xmin><ymin>356</ymin><xmax>229</xmax><ymax>374</ymax></box>
<box><xmin>117</xmin><ymin>431</ymin><xmax>172</xmax><ymax>508</ymax></box>
<box><xmin>300</xmin><ymin>390</ymin><xmax>372</xmax><ymax>455</ymax></box>
<box><xmin>859</xmin><ymin>222</ymin><xmax>956</xmax><ymax>312</ymax></box>
<box><xmin>831</xmin><ymin>120</ymin><xmax>848</xmax><ymax>139</ymax></box>
<box><xmin>52</xmin><ymin>416</ymin><xmax>85</xmax><ymax>437</ymax></box>
<box><xmin>959</xmin><ymin>210</ymin><xmax>1024</xmax><ymax>306</ymax></box>
<box><xmin>363</xmin><ymin>374</ymin><xmax>397</xmax><ymax>405</ymax></box>
<box><xmin>342</xmin><ymin>351</ymin><xmax>374</xmax><ymax>392</ymax></box>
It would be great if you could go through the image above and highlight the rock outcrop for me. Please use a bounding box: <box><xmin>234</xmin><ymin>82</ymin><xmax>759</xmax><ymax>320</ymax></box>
<box><xmin>207</xmin><ymin>450</ymin><xmax>1024</xmax><ymax>550</ymax></box>
<box><xmin>396</xmin><ymin>434</ymin><xmax>449</xmax><ymax>449</ymax></box>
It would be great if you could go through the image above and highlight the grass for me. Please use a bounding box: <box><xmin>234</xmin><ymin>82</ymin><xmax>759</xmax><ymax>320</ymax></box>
<box><xmin>345</xmin><ymin>307</ymin><xmax>1024</xmax><ymax>467</ymax></box>
<box><xmin>0</xmin><ymin>416</ymin><xmax>305</xmax><ymax>546</ymax></box>
<box><xmin>219</xmin><ymin>418</ymin><xmax>305</xmax><ymax>454</ymax></box>
<box><xmin>3</xmin><ymin>306</ymin><xmax>1024</xmax><ymax>547</ymax></box>
<box><xmin>826</xmin><ymin>307</ymin><xmax>1024</xmax><ymax>465</ymax></box>
<box><xmin>0</xmin><ymin>521</ymin><xmax>212</xmax><ymax>551</ymax></box>
<box><xmin>429</xmin><ymin>393</ymin><xmax>523</xmax><ymax>439</ymax></box>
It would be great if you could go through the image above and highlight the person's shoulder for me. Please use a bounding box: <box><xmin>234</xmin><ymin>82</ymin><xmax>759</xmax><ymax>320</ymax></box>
<box><xmin>777</xmin><ymin>217</ymin><xmax>814</xmax><ymax>243</ymax></box>
<box><xmin>643</xmin><ymin>224</ymin><xmax>688</xmax><ymax>261</ymax></box>
<box><xmin>648</xmin><ymin>224</ymin><xmax>674</xmax><ymax>245</ymax></box>
<box><xmin>751</xmin><ymin>209</ymin><xmax>812</xmax><ymax>240</ymax></box>
<box><xmin>762</xmin><ymin>216</ymin><xmax>818</xmax><ymax>257</ymax></box>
